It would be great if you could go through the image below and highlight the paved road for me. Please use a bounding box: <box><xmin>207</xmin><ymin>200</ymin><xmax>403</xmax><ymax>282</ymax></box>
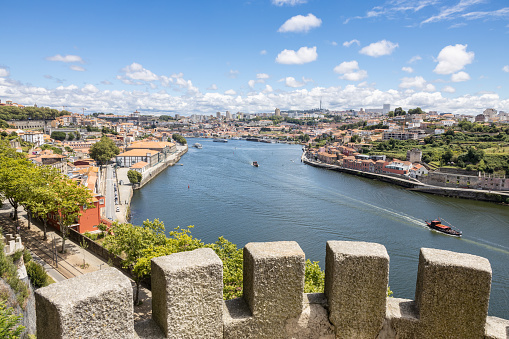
<box><xmin>104</xmin><ymin>165</ymin><xmax>116</xmax><ymax>221</ymax></box>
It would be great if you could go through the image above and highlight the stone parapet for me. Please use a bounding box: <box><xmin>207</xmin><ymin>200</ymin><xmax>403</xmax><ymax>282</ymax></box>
<box><xmin>35</xmin><ymin>241</ymin><xmax>508</xmax><ymax>339</ymax></box>
<box><xmin>35</xmin><ymin>267</ymin><xmax>134</xmax><ymax>339</ymax></box>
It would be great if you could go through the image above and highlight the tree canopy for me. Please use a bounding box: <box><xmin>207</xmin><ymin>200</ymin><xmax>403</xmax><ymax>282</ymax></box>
<box><xmin>127</xmin><ymin>170</ymin><xmax>142</xmax><ymax>184</ymax></box>
<box><xmin>89</xmin><ymin>136</ymin><xmax>120</xmax><ymax>165</ymax></box>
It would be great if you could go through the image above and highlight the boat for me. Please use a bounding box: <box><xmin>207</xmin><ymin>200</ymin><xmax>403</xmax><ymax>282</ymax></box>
<box><xmin>213</xmin><ymin>138</ymin><xmax>228</xmax><ymax>143</ymax></box>
<box><xmin>193</xmin><ymin>143</ymin><xmax>202</xmax><ymax>149</ymax></box>
<box><xmin>252</xmin><ymin>161</ymin><xmax>259</xmax><ymax>167</ymax></box>
<box><xmin>425</xmin><ymin>218</ymin><xmax>462</xmax><ymax>237</ymax></box>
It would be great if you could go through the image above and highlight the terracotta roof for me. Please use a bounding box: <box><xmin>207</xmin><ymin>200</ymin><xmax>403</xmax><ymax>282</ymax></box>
<box><xmin>130</xmin><ymin>161</ymin><xmax>149</xmax><ymax>169</ymax></box>
<box><xmin>117</xmin><ymin>149</ymin><xmax>159</xmax><ymax>157</ymax></box>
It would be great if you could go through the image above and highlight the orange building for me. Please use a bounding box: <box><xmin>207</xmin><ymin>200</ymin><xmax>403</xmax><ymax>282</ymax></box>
<box><xmin>48</xmin><ymin>195</ymin><xmax>106</xmax><ymax>234</ymax></box>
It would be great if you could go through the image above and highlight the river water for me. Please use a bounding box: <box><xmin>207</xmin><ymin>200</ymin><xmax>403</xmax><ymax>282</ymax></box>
<box><xmin>130</xmin><ymin>138</ymin><xmax>509</xmax><ymax>318</ymax></box>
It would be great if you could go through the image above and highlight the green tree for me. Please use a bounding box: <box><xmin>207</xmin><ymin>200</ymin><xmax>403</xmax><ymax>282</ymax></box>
<box><xmin>52</xmin><ymin>177</ymin><xmax>94</xmax><ymax>253</ymax></box>
<box><xmin>50</xmin><ymin>131</ymin><xmax>66</xmax><ymax>141</ymax></box>
<box><xmin>89</xmin><ymin>136</ymin><xmax>120</xmax><ymax>165</ymax></box>
<box><xmin>0</xmin><ymin>300</ymin><xmax>25</xmax><ymax>338</ymax></box>
<box><xmin>0</xmin><ymin>157</ymin><xmax>33</xmax><ymax>223</ymax></box>
<box><xmin>67</xmin><ymin>132</ymin><xmax>75</xmax><ymax>141</ymax></box>
<box><xmin>171</xmin><ymin>133</ymin><xmax>187</xmax><ymax>145</ymax></box>
<box><xmin>127</xmin><ymin>170</ymin><xmax>142</xmax><ymax>184</ymax></box>
<box><xmin>104</xmin><ymin>219</ymin><xmax>167</xmax><ymax>305</ymax></box>
<box><xmin>407</xmin><ymin>107</ymin><xmax>423</xmax><ymax>115</ymax></box>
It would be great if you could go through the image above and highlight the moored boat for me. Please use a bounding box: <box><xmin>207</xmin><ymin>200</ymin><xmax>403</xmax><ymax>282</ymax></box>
<box><xmin>193</xmin><ymin>143</ymin><xmax>202</xmax><ymax>149</ymax></box>
<box><xmin>213</xmin><ymin>138</ymin><xmax>228</xmax><ymax>142</ymax></box>
<box><xmin>425</xmin><ymin>218</ymin><xmax>462</xmax><ymax>237</ymax></box>
<box><xmin>252</xmin><ymin>161</ymin><xmax>259</xmax><ymax>167</ymax></box>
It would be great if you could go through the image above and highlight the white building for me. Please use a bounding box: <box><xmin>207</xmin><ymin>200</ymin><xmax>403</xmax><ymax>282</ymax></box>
<box><xmin>19</xmin><ymin>131</ymin><xmax>44</xmax><ymax>146</ymax></box>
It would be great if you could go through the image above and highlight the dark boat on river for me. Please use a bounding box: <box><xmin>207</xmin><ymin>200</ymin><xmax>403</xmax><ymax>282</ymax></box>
<box><xmin>425</xmin><ymin>218</ymin><xmax>462</xmax><ymax>237</ymax></box>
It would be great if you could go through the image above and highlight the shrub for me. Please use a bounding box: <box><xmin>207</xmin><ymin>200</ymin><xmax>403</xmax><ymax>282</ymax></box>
<box><xmin>22</xmin><ymin>250</ymin><xmax>31</xmax><ymax>264</ymax></box>
<box><xmin>11</xmin><ymin>251</ymin><xmax>23</xmax><ymax>262</ymax></box>
<box><xmin>26</xmin><ymin>261</ymin><xmax>50</xmax><ymax>288</ymax></box>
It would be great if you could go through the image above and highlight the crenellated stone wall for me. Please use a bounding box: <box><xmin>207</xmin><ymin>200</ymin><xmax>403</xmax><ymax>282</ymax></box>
<box><xmin>35</xmin><ymin>241</ymin><xmax>509</xmax><ymax>339</ymax></box>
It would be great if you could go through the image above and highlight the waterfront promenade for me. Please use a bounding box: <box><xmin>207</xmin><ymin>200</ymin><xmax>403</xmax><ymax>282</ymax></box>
<box><xmin>301</xmin><ymin>152</ymin><xmax>509</xmax><ymax>204</ymax></box>
<box><xmin>113</xmin><ymin>144</ymin><xmax>188</xmax><ymax>223</ymax></box>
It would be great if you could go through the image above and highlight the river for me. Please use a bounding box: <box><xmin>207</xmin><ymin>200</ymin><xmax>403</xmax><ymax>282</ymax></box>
<box><xmin>130</xmin><ymin>138</ymin><xmax>509</xmax><ymax>318</ymax></box>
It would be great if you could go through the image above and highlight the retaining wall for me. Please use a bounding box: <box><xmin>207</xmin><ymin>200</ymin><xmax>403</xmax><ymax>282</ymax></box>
<box><xmin>35</xmin><ymin>241</ymin><xmax>509</xmax><ymax>338</ymax></box>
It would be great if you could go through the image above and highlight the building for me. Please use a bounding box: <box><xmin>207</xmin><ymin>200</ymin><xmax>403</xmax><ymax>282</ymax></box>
<box><xmin>383</xmin><ymin>104</ymin><xmax>390</xmax><ymax>115</ymax></box>
<box><xmin>275</xmin><ymin>108</ymin><xmax>281</xmax><ymax>116</ymax></box>
<box><xmin>406</xmin><ymin>149</ymin><xmax>422</xmax><ymax>163</ymax></box>
<box><xmin>382</xmin><ymin>131</ymin><xmax>418</xmax><ymax>141</ymax></box>
<box><xmin>116</xmin><ymin>149</ymin><xmax>159</xmax><ymax>168</ymax></box>
<box><xmin>19</xmin><ymin>130</ymin><xmax>44</xmax><ymax>146</ymax></box>
<box><xmin>47</xmin><ymin>194</ymin><xmax>106</xmax><ymax>234</ymax></box>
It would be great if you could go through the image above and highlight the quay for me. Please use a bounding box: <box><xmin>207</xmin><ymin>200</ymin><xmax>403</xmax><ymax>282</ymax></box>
<box><xmin>301</xmin><ymin>152</ymin><xmax>509</xmax><ymax>204</ymax></box>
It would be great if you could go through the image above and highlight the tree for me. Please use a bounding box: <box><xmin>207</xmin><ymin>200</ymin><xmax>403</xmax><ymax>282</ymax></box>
<box><xmin>407</xmin><ymin>107</ymin><xmax>423</xmax><ymax>115</ymax></box>
<box><xmin>394</xmin><ymin>107</ymin><xmax>406</xmax><ymax>116</ymax></box>
<box><xmin>0</xmin><ymin>157</ymin><xmax>33</xmax><ymax>224</ymax></box>
<box><xmin>50</xmin><ymin>131</ymin><xmax>66</xmax><ymax>141</ymax></box>
<box><xmin>89</xmin><ymin>136</ymin><xmax>120</xmax><ymax>165</ymax></box>
<box><xmin>104</xmin><ymin>219</ymin><xmax>167</xmax><ymax>305</ymax></box>
<box><xmin>0</xmin><ymin>300</ymin><xmax>25</xmax><ymax>338</ymax></box>
<box><xmin>67</xmin><ymin>132</ymin><xmax>75</xmax><ymax>141</ymax></box>
<box><xmin>51</xmin><ymin>177</ymin><xmax>94</xmax><ymax>253</ymax></box>
<box><xmin>127</xmin><ymin>170</ymin><xmax>142</xmax><ymax>184</ymax></box>
<box><xmin>171</xmin><ymin>133</ymin><xmax>187</xmax><ymax>145</ymax></box>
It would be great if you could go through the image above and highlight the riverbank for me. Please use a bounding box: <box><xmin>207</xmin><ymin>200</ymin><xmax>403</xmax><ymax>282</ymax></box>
<box><xmin>115</xmin><ymin>145</ymin><xmax>188</xmax><ymax>223</ymax></box>
<box><xmin>302</xmin><ymin>152</ymin><xmax>509</xmax><ymax>204</ymax></box>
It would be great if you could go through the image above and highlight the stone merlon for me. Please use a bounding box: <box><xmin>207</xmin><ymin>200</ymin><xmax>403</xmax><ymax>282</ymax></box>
<box><xmin>35</xmin><ymin>242</ymin><xmax>509</xmax><ymax>339</ymax></box>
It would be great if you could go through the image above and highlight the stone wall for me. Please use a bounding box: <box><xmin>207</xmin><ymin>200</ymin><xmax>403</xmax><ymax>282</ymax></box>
<box><xmin>35</xmin><ymin>241</ymin><xmax>509</xmax><ymax>339</ymax></box>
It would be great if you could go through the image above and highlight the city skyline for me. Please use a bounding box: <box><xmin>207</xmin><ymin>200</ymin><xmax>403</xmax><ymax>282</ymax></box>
<box><xmin>1</xmin><ymin>0</ymin><xmax>508</xmax><ymax>115</ymax></box>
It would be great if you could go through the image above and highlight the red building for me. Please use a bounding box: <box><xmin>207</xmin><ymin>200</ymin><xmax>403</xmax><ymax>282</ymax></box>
<box><xmin>48</xmin><ymin>195</ymin><xmax>106</xmax><ymax>234</ymax></box>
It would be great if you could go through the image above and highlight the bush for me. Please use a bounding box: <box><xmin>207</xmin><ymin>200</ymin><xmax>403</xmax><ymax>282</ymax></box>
<box><xmin>11</xmin><ymin>251</ymin><xmax>23</xmax><ymax>262</ymax></box>
<box><xmin>22</xmin><ymin>250</ymin><xmax>32</xmax><ymax>264</ymax></box>
<box><xmin>26</xmin><ymin>261</ymin><xmax>50</xmax><ymax>288</ymax></box>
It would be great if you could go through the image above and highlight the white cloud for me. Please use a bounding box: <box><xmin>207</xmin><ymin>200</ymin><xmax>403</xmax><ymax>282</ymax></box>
<box><xmin>359</xmin><ymin>40</ymin><xmax>398</xmax><ymax>57</ymax></box>
<box><xmin>0</xmin><ymin>68</ymin><xmax>10</xmax><ymax>77</ymax></box>
<box><xmin>46</xmin><ymin>54</ymin><xmax>84</xmax><ymax>63</ymax></box>
<box><xmin>402</xmin><ymin>67</ymin><xmax>414</xmax><ymax>73</ymax></box>
<box><xmin>275</xmin><ymin>46</ymin><xmax>317</xmax><ymax>65</ymax></box>
<box><xmin>70</xmin><ymin>65</ymin><xmax>85</xmax><ymax>72</ymax></box>
<box><xmin>225</xmin><ymin>89</ymin><xmax>237</xmax><ymax>95</ymax></box>
<box><xmin>399</xmin><ymin>76</ymin><xmax>435</xmax><ymax>92</ymax></box>
<box><xmin>280</xmin><ymin>77</ymin><xmax>305</xmax><ymax>88</ymax></box>
<box><xmin>434</xmin><ymin>44</ymin><xmax>474</xmax><ymax>74</ymax></box>
<box><xmin>263</xmin><ymin>85</ymin><xmax>273</xmax><ymax>93</ymax></box>
<box><xmin>503</xmin><ymin>65</ymin><xmax>509</xmax><ymax>73</ymax></box>
<box><xmin>343</xmin><ymin>39</ymin><xmax>360</xmax><ymax>47</ymax></box>
<box><xmin>422</xmin><ymin>0</ymin><xmax>485</xmax><ymax>24</ymax></box>
<box><xmin>207</xmin><ymin>84</ymin><xmax>218</xmax><ymax>90</ymax></box>
<box><xmin>272</xmin><ymin>0</ymin><xmax>307</xmax><ymax>6</ymax></box>
<box><xmin>257</xmin><ymin>73</ymin><xmax>269</xmax><ymax>80</ymax></box>
<box><xmin>331</xmin><ymin>41</ymin><xmax>338</xmax><ymax>46</ymax></box>
<box><xmin>463</xmin><ymin>7</ymin><xmax>509</xmax><ymax>20</ymax></box>
<box><xmin>2</xmin><ymin>75</ymin><xmax>508</xmax><ymax>116</ymax></box>
<box><xmin>451</xmin><ymin>71</ymin><xmax>471</xmax><ymax>82</ymax></box>
<box><xmin>260</xmin><ymin>50</ymin><xmax>267</xmax><ymax>55</ymax></box>
<box><xmin>228</xmin><ymin>69</ymin><xmax>239</xmax><ymax>78</ymax></box>
<box><xmin>442</xmin><ymin>86</ymin><xmax>456</xmax><ymax>93</ymax></box>
<box><xmin>248</xmin><ymin>80</ymin><xmax>256</xmax><ymax>89</ymax></box>
<box><xmin>121</xmin><ymin>62</ymin><xmax>158</xmax><ymax>81</ymax></box>
<box><xmin>278</xmin><ymin>14</ymin><xmax>322</xmax><ymax>33</ymax></box>
<box><xmin>101</xmin><ymin>80</ymin><xmax>112</xmax><ymax>85</ymax></box>
<box><xmin>409</xmin><ymin>55</ymin><xmax>422</xmax><ymax>63</ymax></box>
<box><xmin>333</xmin><ymin>61</ymin><xmax>368</xmax><ymax>81</ymax></box>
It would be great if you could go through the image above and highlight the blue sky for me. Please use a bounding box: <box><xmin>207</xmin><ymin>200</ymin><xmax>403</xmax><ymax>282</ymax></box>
<box><xmin>1</xmin><ymin>0</ymin><xmax>508</xmax><ymax>115</ymax></box>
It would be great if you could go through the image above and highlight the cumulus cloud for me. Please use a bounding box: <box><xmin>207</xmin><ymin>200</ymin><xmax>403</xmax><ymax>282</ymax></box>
<box><xmin>46</xmin><ymin>54</ymin><xmax>84</xmax><ymax>63</ymax></box>
<box><xmin>280</xmin><ymin>77</ymin><xmax>305</xmax><ymax>88</ymax></box>
<box><xmin>402</xmin><ymin>67</ymin><xmax>414</xmax><ymax>73</ymax></box>
<box><xmin>0</xmin><ymin>68</ymin><xmax>10</xmax><ymax>77</ymax></box>
<box><xmin>272</xmin><ymin>0</ymin><xmax>307</xmax><ymax>6</ymax></box>
<box><xmin>409</xmin><ymin>55</ymin><xmax>422</xmax><ymax>63</ymax></box>
<box><xmin>442</xmin><ymin>86</ymin><xmax>456</xmax><ymax>93</ymax></box>
<box><xmin>343</xmin><ymin>39</ymin><xmax>360</xmax><ymax>47</ymax></box>
<box><xmin>278</xmin><ymin>14</ymin><xmax>322</xmax><ymax>33</ymax></box>
<box><xmin>121</xmin><ymin>62</ymin><xmax>158</xmax><ymax>81</ymax></box>
<box><xmin>248</xmin><ymin>80</ymin><xmax>256</xmax><ymax>88</ymax></box>
<box><xmin>451</xmin><ymin>71</ymin><xmax>471</xmax><ymax>82</ymax></box>
<box><xmin>275</xmin><ymin>46</ymin><xmax>317</xmax><ymax>64</ymax></box>
<box><xmin>263</xmin><ymin>85</ymin><xmax>273</xmax><ymax>93</ymax></box>
<box><xmin>225</xmin><ymin>89</ymin><xmax>236</xmax><ymax>95</ymax></box>
<box><xmin>257</xmin><ymin>73</ymin><xmax>269</xmax><ymax>80</ymax></box>
<box><xmin>333</xmin><ymin>61</ymin><xmax>368</xmax><ymax>81</ymax></box>
<box><xmin>433</xmin><ymin>44</ymin><xmax>474</xmax><ymax>75</ymax></box>
<box><xmin>359</xmin><ymin>40</ymin><xmax>398</xmax><ymax>57</ymax></box>
<box><xmin>399</xmin><ymin>76</ymin><xmax>436</xmax><ymax>92</ymax></box>
<box><xmin>70</xmin><ymin>65</ymin><xmax>85</xmax><ymax>72</ymax></box>
<box><xmin>260</xmin><ymin>50</ymin><xmax>267</xmax><ymax>55</ymax></box>
<box><xmin>2</xmin><ymin>74</ymin><xmax>508</xmax><ymax>116</ymax></box>
<box><xmin>503</xmin><ymin>65</ymin><xmax>509</xmax><ymax>72</ymax></box>
<box><xmin>207</xmin><ymin>84</ymin><xmax>218</xmax><ymax>90</ymax></box>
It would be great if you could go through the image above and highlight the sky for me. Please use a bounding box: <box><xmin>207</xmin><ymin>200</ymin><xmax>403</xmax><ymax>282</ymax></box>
<box><xmin>1</xmin><ymin>0</ymin><xmax>508</xmax><ymax>116</ymax></box>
